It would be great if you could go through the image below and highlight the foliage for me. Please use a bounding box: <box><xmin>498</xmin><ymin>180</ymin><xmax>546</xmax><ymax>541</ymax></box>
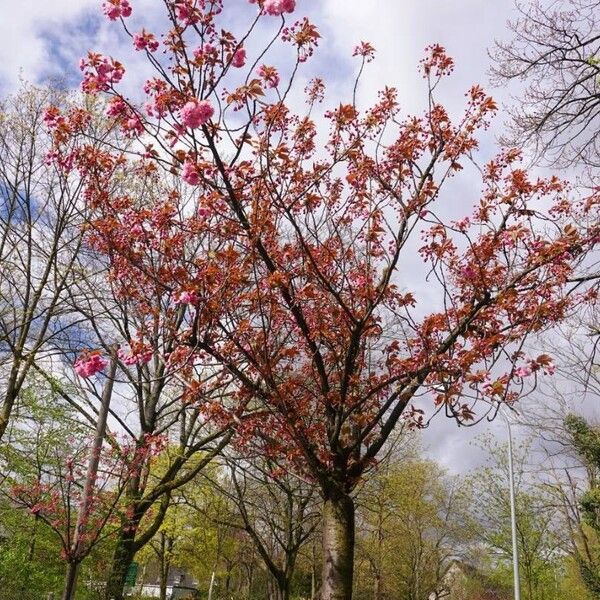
<box><xmin>354</xmin><ymin>456</ymin><xmax>474</xmax><ymax>600</ymax></box>
<box><xmin>470</xmin><ymin>436</ymin><xmax>565</xmax><ymax>600</ymax></box>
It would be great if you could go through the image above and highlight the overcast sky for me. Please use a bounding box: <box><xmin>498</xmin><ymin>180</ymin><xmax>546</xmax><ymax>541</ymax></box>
<box><xmin>2</xmin><ymin>0</ymin><xmax>594</xmax><ymax>475</ymax></box>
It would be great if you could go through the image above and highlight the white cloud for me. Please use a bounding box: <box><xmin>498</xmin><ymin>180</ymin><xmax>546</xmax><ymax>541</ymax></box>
<box><xmin>0</xmin><ymin>0</ymin><xmax>98</xmax><ymax>90</ymax></box>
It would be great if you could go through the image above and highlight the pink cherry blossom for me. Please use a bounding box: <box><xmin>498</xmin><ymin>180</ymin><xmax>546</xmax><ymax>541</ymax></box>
<box><xmin>123</xmin><ymin>115</ymin><xmax>144</xmax><ymax>137</ymax></box>
<box><xmin>232</xmin><ymin>48</ymin><xmax>247</xmax><ymax>68</ymax></box>
<box><xmin>175</xmin><ymin>290</ymin><xmax>200</xmax><ymax>305</ymax></box>
<box><xmin>180</xmin><ymin>99</ymin><xmax>214</xmax><ymax>128</ymax></box>
<box><xmin>257</xmin><ymin>64</ymin><xmax>280</xmax><ymax>88</ymax></box>
<box><xmin>352</xmin><ymin>41</ymin><xmax>376</xmax><ymax>62</ymax></box>
<box><xmin>80</xmin><ymin>53</ymin><xmax>125</xmax><ymax>94</ymax></box>
<box><xmin>74</xmin><ymin>353</ymin><xmax>108</xmax><ymax>378</ymax></box>
<box><xmin>182</xmin><ymin>160</ymin><xmax>201</xmax><ymax>185</ymax></box>
<box><xmin>106</xmin><ymin>97</ymin><xmax>127</xmax><ymax>118</ymax></box>
<box><xmin>263</xmin><ymin>0</ymin><xmax>296</xmax><ymax>16</ymax></box>
<box><xmin>42</xmin><ymin>106</ymin><xmax>62</xmax><ymax>129</ymax></box>
<box><xmin>174</xmin><ymin>1</ymin><xmax>199</xmax><ymax>26</ymax></box>
<box><xmin>193</xmin><ymin>43</ymin><xmax>216</xmax><ymax>62</ymax></box>
<box><xmin>118</xmin><ymin>345</ymin><xmax>152</xmax><ymax>366</ymax></box>
<box><xmin>514</xmin><ymin>365</ymin><xmax>532</xmax><ymax>378</ymax></box>
<box><xmin>133</xmin><ymin>30</ymin><xmax>159</xmax><ymax>52</ymax></box>
<box><xmin>102</xmin><ymin>0</ymin><xmax>132</xmax><ymax>21</ymax></box>
<box><xmin>460</xmin><ymin>265</ymin><xmax>477</xmax><ymax>279</ymax></box>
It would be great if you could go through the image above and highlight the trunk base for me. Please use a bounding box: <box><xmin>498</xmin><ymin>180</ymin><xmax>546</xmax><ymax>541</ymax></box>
<box><xmin>61</xmin><ymin>561</ymin><xmax>80</xmax><ymax>600</ymax></box>
<box><xmin>320</xmin><ymin>492</ymin><xmax>355</xmax><ymax>600</ymax></box>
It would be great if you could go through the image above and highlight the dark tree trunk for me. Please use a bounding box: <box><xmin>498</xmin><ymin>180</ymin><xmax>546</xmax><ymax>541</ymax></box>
<box><xmin>61</xmin><ymin>561</ymin><xmax>80</xmax><ymax>600</ymax></box>
<box><xmin>373</xmin><ymin>569</ymin><xmax>382</xmax><ymax>600</ymax></box>
<box><xmin>272</xmin><ymin>574</ymin><xmax>291</xmax><ymax>600</ymax></box>
<box><xmin>158</xmin><ymin>534</ymin><xmax>172</xmax><ymax>600</ymax></box>
<box><xmin>320</xmin><ymin>491</ymin><xmax>355</xmax><ymax>600</ymax></box>
<box><xmin>104</xmin><ymin>528</ymin><xmax>137</xmax><ymax>600</ymax></box>
<box><xmin>159</xmin><ymin>575</ymin><xmax>168</xmax><ymax>600</ymax></box>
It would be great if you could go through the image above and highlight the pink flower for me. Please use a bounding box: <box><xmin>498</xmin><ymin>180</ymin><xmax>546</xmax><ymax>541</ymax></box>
<box><xmin>193</xmin><ymin>43</ymin><xmax>216</xmax><ymax>61</ymax></box>
<box><xmin>232</xmin><ymin>48</ymin><xmax>246</xmax><ymax>68</ymax></box>
<box><xmin>454</xmin><ymin>216</ymin><xmax>471</xmax><ymax>232</ymax></box>
<box><xmin>44</xmin><ymin>150</ymin><xmax>60</xmax><ymax>166</ymax></box>
<box><xmin>118</xmin><ymin>345</ymin><xmax>152</xmax><ymax>366</ymax></box>
<box><xmin>106</xmin><ymin>97</ymin><xmax>127</xmax><ymax>118</ymax></box>
<box><xmin>80</xmin><ymin>53</ymin><xmax>125</xmax><ymax>94</ymax></box>
<box><xmin>514</xmin><ymin>365</ymin><xmax>532</xmax><ymax>378</ymax></box>
<box><xmin>47</xmin><ymin>152</ymin><xmax>74</xmax><ymax>172</ymax></box>
<box><xmin>43</xmin><ymin>106</ymin><xmax>62</xmax><ymax>129</ymax></box>
<box><xmin>102</xmin><ymin>0</ymin><xmax>132</xmax><ymax>20</ymax></box>
<box><xmin>74</xmin><ymin>353</ymin><xmax>108</xmax><ymax>378</ymax></box>
<box><xmin>174</xmin><ymin>1</ymin><xmax>199</xmax><ymax>26</ymax></box>
<box><xmin>263</xmin><ymin>0</ymin><xmax>295</xmax><ymax>16</ymax></box>
<box><xmin>257</xmin><ymin>64</ymin><xmax>280</xmax><ymax>88</ymax></box>
<box><xmin>123</xmin><ymin>115</ymin><xmax>144</xmax><ymax>137</ymax></box>
<box><xmin>460</xmin><ymin>265</ymin><xmax>477</xmax><ymax>280</ymax></box>
<box><xmin>352</xmin><ymin>41</ymin><xmax>376</xmax><ymax>62</ymax></box>
<box><xmin>133</xmin><ymin>30</ymin><xmax>159</xmax><ymax>52</ymax></box>
<box><xmin>175</xmin><ymin>290</ymin><xmax>200</xmax><ymax>305</ymax></box>
<box><xmin>182</xmin><ymin>160</ymin><xmax>201</xmax><ymax>185</ymax></box>
<box><xmin>180</xmin><ymin>99</ymin><xmax>214</xmax><ymax>128</ymax></box>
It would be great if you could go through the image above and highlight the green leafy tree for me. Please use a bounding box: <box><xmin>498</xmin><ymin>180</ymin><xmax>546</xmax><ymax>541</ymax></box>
<box><xmin>471</xmin><ymin>437</ymin><xmax>564</xmax><ymax>600</ymax></box>
<box><xmin>565</xmin><ymin>414</ymin><xmax>600</xmax><ymax>597</ymax></box>
<box><xmin>0</xmin><ymin>379</ymin><xmax>115</xmax><ymax>599</ymax></box>
<box><xmin>354</xmin><ymin>455</ymin><xmax>474</xmax><ymax>600</ymax></box>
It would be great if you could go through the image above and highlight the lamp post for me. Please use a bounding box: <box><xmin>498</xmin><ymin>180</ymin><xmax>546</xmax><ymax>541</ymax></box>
<box><xmin>500</xmin><ymin>408</ymin><xmax>521</xmax><ymax>600</ymax></box>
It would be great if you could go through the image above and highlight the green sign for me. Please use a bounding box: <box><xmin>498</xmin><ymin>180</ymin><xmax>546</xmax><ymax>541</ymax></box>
<box><xmin>125</xmin><ymin>561</ymin><xmax>139</xmax><ymax>587</ymax></box>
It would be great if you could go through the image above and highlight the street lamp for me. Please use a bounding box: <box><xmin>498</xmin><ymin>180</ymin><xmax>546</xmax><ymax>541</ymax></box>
<box><xmin>499</xmin><ymin>407</ymin><xmax>521</xmax><ymax>600</ymax></box>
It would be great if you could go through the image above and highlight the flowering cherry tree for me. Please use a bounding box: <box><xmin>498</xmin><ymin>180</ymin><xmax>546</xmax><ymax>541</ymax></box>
<box><xmin>46</xmin><ymin>1</ymin><xmax>600</xmax><ymax>598</ymax></box>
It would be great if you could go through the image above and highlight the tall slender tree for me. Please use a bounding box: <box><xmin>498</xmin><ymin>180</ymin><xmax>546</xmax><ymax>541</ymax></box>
<box><xmin>0</xmin><ymin>85</ymin><xmax>91</xmax><ymax>441</ymax></box>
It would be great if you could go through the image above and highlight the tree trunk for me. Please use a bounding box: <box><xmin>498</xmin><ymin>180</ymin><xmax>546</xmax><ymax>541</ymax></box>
<box><xmin>61</xmin><ymin>561</ymin><xmax>80</xmax><ymax>600</ymax></box>
<box><xmin>273</xmin><ymin>575</ymin><xmax>290</xmax><ymax>600</ymax></box>
<box><xmin>281</xmin><ymin>580</ymin><xmax>291</xmax><ymax>600</ymax></box>
<box><xmin>373</xmin><ymin>569</ymin><xmax>382</xmax><ymax>600</ymax></box>
<box><xmin>104</xmin><ymin>529</ymin><xmax>137</xmax><ymax>600</ymax></box>
<box><xmin>0</xmin><ymin>369</ymin><xmax>19</xmax><ymax>442</ymax></box>
<box><xmin>159</xmin><ymin>575</ymin><xmax>168</xmax><ymax>600</ymax></box>
<box><xmin>311</xmin><ymin>542</ymin><xmax>318</xmax><ymax>599</ymax></box>
<box><xmin>207</xmin><ymin>570</ymin><xmax>216</xmax><ymax>600</ymax></box>
<box><xmin>320</xmin><ymin>491</ymin><xmax>355</xmax><ymax>600</ymax></box>
<box><xmin>70</xmin><ymin>355</ymin><xmax>117</xmax><ymax>600</ymax></box>
<box><xmin>159</xmin><ymin>536</ymin><xmax>171</xmax><ymax>600</ymax></box>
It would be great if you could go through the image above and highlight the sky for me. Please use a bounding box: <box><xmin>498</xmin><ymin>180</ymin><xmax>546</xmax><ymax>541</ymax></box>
<box><xmin>0</xmin><ymin>0</ymin><xmax>590</xmax><ymax>475</ymax></box>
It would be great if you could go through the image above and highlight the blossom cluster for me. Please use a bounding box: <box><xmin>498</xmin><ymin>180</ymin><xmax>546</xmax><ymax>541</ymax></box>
<box><xmin>249</xmin><ymin>0</ymin><xmax>296</xmax><ymax>16</ymax></box>
<box><xmin>102</xmin><ymin>0</ymin><xmax>132</xmax><ymax>20</ymax></box>
<box><xmin>80</xmin><ymin>52</ymin><xmax>125</xmax><ymax>94</ymax></box>
<box><xmin>133</xmin><ymin>29</ymin><xmax>159</xmax><ymax>52</ymax></box>
<box><xmin>74</xmin><ymin>351</ymin><xmax>108</xmax><ymax>378</ymax></box>
<box><xmin>180</xmin><ymin>99</ymin><xmax>214</xmax><ymax>129</ymax></box>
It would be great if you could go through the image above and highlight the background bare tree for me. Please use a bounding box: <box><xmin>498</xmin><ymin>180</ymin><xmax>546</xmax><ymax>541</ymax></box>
<box><xmin>491</xmin><ymin>0</ymin><xmax>600</xmax><ymax>170</ymax></box>
<box><xmin>215</xmin><ymin>457</ymin><xmax>320</xmax><ymax>600</ymax></box>
<box><xmin>0</xmin><ymin>84</ymin><xmax>90</xmax><ymax>440</ymax></box>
